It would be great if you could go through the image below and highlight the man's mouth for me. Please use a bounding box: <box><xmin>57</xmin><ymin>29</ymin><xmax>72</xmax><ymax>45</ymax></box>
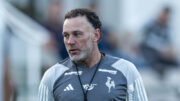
<box><xmin>69</xmin><ymin>49</ymin><xmax>80</xmax><ymax>55</ymax></box>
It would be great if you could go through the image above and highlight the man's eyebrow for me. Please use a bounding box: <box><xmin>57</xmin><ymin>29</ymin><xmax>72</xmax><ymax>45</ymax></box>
<box><xmin>73</xmin><ymin>30</ymin><xmax>82</xmax><ymax>33</ymax></box>
<box><xmin>62</xmin><ymin>32</ymin><xmax>68</xmax><ymax>35</ymax></box>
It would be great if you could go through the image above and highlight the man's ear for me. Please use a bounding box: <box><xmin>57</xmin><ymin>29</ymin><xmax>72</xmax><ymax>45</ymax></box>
<box><xmin>93</xmin><ymin>29</ymin><xmax>101</xmax><ymax>42</ymax></box>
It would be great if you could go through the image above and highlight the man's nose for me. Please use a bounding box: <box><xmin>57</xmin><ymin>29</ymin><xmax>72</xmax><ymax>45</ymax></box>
<box><xmin>67</xmin><ymin>36</ymin><xmax>75</xmax><ymax>44</ymax></box>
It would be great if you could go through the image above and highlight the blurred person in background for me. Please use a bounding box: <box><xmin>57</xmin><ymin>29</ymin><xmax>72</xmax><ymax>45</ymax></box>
<box><xmin>0</xmin><ymin>26</ymin><xmax>14</xmax><ymax>101</ymax></box>
<box><xmin>3</xmin><ymin>55</ymin><xmax>14</xmax><ymax>101</ymax></box>
<box><xmin>0</xmin><ymin>49</ymin><xmax>13</xmax><ymax>101</ymax></box>
<box><xmin>119</xmin><ymin>31</ymin><xmax>147</xmax><ymax>69</ymax></box>
<box><xmin>89</xmin><ymin>2</ymin><xmax>121</xmax><ymax>57</ymax></box>
<box><xmin>43</xmin><ymin>1</ymin><xmax>68</xmax><ymax>60</ymax></box>
<box><xmin>39</xmin><ymin>8</ymin><xmax>147</xmax><ymax>101</ymax></box>
<box><xmin>89</xmin><ymin>2</ymin><xmax>145</xmax><ymax>69</ymax></box>
<box><xmin>140</xmin><ymin>6</ymin><xmax>179</xmax><ymax>77</ymax></box>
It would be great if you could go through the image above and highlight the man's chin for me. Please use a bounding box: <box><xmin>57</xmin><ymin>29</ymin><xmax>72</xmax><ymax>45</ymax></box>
<box><xmin>70</xmin><ymin>55</ymin><xmax>80</xmax><ymax>61</ymax></box>
<box><xmin>70</xmin><ymin>55</ymin><xmax>85</xmax><ymax>62</ymax></box>
<box><xmin>71</xmin><ymin>58</ymin><xmax>82</xmax><ymax>63</ymax></box>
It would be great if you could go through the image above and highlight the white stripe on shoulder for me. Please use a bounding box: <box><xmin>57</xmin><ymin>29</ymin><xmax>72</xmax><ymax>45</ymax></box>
<box><xmin>135</xmin><ymin>79</ymin><xmax>143</xmax><ymax>101</ymax></box>
<box><xmin>39</xmin><ymin>83</ymin><xmax>49</xmax><ymax>101</ymax></box>
<box><xmin>111</xmin><ymin>59</ymin><xmax>140</xmax><ymax>85</ymax></box>
<box><xmin>134</xmin><ymin>78</ymin><xmax>148</xmax><ymax>101</ymax></box>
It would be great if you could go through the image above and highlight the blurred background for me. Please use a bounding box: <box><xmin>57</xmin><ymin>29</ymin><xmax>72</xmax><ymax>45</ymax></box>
<box><xmin>0</xmin><ymin>0</ymin><xmax>180</xmax><ymax>101</ymax></box>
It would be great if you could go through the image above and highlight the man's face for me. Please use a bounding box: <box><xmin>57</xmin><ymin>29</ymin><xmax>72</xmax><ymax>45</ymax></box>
<box><xmin>63</xmin><ymin>16</ymin><xmax>95</xmax><ymax>62</ymax></box>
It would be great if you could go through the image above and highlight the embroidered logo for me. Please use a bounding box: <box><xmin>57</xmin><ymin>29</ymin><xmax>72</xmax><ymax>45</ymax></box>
<box><xmin>64</xmin><ymin>71</ymin><xmax>82</xmax><ymax>76</ymax></box>
<box><xmin>64</xmin><ymin>84</ymin><xmax>74</xmax><ymax>91</ymax></box>
<box><xmin>105</xmin><ymin>77</ymin><xmax>115</xmax><ymax>93</ymax></box>
<box><xmin>83</xmin><ymin>84</ymin><xmax>97</xmax><ymax>91</ymax></box>
<box><xmin>99</xmin><ymin>69</ymin><xmax>117</xmax><ymax>75</ymax></box>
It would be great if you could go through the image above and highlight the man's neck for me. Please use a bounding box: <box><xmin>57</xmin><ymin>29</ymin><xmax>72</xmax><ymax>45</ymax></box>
<box><xmin>86</xmin><ymin>51</ymin><xmax>101</xmax><ymax>68</ymax></box>
<box><xmin>76</xmin><ymin>50</ymin><xmax>101</xmax><ymax>68</ymax></box>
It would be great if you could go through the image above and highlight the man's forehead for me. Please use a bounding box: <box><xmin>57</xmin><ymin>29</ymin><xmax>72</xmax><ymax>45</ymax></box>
<box><xmin>63</xmin><ymin>16</ymin><xmax>94</xmax><ymax>32</ymax></box>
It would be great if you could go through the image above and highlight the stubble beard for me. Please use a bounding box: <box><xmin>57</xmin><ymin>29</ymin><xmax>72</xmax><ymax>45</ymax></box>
<box><xmin>69</xmin><ymin>38</ymin><xmax>94</xmax><ymax>63</ymax></box>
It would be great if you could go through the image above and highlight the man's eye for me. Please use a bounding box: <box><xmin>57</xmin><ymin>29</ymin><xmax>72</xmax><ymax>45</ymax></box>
<box><xmin>64</xmin><ymin>34</ymin><xmax>69</xmax><ymax>38</ymax></box>
<box><xmin>74</xmin><ymin>32</ymin><xmax>82</xmax><ymax>37</ymax></box>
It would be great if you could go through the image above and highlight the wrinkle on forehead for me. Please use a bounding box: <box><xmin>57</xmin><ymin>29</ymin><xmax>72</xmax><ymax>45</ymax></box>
<box><xmin>63</xmin><ymin>16</ymin><xmax>94</xmax><ymax>33</ymax></box>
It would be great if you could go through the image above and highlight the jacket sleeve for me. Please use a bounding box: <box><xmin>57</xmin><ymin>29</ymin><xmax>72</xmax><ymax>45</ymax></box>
<box><xmin>38</xmin><ymin>82</ymin><xmax>54</xmax><ymax>101</ymax></box>
<box><xmin>38</xmin><ymin>63</ymin><xmax>69</xmax><ymax>101</ymax></box>
<box><xmin>127</xmin><ymin>77</ymin><xmax>148</xmax><ymax>101</ymax></box>
<box><xmin>111</xmin><ymin>59</ymin><xmax>148</xmax><ymax>101</ymax></box>
<box><xmin>38</xmin><ymin>65</ymin><xmax>56</xmax><ymax>101</ymax></box>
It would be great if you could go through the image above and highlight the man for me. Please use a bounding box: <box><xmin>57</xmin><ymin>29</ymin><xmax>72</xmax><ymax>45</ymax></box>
<box><xmin>140</xmin><ymin>7</ymin><xmax>178</xmax><ymax>76</ymax></box>
<box><xmin>38</xmin><ymin>8</ymin><xmax>148</xmax><ymax>101</ymax></box>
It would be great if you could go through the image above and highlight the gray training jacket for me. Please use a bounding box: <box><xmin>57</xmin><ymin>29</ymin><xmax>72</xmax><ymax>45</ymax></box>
<box><xmin>38</xmin><ymin>54</ymin><xmax>148</xmax><ymax>101</ymax></box>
